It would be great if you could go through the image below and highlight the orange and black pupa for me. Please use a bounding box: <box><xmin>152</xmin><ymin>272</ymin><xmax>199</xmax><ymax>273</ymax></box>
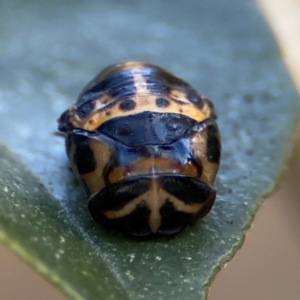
<box><xmin>58</xmin><ymin>62</ymin><xmax>221</xmax><ymax>237</ymax></box>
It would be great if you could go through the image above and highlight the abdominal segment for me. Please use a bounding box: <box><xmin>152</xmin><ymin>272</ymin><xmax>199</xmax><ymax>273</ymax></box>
<box><xmin>88</xmin><ymin>175</ymin><xmax>215</xmax><ymax>237</ymax></box>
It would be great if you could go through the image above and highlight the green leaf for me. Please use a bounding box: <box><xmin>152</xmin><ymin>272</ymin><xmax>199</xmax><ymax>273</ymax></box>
<box><xmin>0</xmin><ymin>0</ymin><xmax>299</xmax><ymax>299</ymax></box>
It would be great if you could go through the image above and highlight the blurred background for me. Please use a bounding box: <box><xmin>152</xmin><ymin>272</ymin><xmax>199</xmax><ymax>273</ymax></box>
<box><xmin>211</xmin><ymin>0</ymin><xmax>300</xmax><ymax>299</ymax></box>
<box><xmin>0</xmin><ymin>0</ymin><xmax>299</xmax><ymax>299</ymax></box>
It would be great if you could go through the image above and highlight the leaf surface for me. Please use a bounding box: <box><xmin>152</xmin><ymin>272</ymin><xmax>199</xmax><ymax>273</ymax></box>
<box><xmin>0</xmin><ymin>0</ymin><xmax>299</xmax><ymax>299</ymax></box>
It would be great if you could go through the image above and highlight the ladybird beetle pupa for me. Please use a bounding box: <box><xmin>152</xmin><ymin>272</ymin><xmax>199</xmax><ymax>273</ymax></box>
<box><xmin>58</xmin><ymin>62</ymin><xmax>221</xmax><ymax>237</ymax></box>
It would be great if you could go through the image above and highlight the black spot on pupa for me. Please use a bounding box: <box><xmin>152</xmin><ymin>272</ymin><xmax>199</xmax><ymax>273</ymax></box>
<box><xmin>206</xmin><ymin>99</ymin><xmax>217</xmax><ymax>119</ymax></box>
<box><xmin>95</xmin><ymin>205</ymin><xmax>152</xmax><ymax>237</ymax></box>
<box><xmin>119</xmin><ymin>99</ymin><xmax>136</xmax><ymax>111</ymax></box>
<box><xmin>206</xmin><ymin>124</ymin><xmax>221</xmax><ymax>163</ymax></box>
<box><xmin>72</xmin><ymin>133</ymin><xmax>96</xmax><ymax>174</ymax></box>
<box><xmin>186</xmin><ymin>89</ymin><xmax>204</xmax><ymax>109</ymax></box>
<box><xmin>159</xmin><ymin>201</ymin><xmax>193</xmax><ymax>235</ymax></box>
<box><xmin>155</xmin><ymin>98</ymin><xmax>170</xmax><ymax>108</ymax></box>
<box><xmin>65</xmin><ymin>134</ymin><xmax>72</xmax><ymax>156</ymax></box>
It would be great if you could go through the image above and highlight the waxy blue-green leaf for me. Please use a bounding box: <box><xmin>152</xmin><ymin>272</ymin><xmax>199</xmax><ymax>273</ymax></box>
<box><xmin>0</xmin><ymin>0</ymin><xmax>299</xmax><ymax>299</ymax></box>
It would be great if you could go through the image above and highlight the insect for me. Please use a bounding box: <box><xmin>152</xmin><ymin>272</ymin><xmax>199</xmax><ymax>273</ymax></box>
<box><xmin>58</xmin><ymin>62</ymin><xmax>221</xmax><ymax>237</ymax></box>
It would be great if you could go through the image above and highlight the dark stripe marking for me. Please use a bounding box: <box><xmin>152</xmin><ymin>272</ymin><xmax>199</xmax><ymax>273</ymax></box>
<box><xmin>77</xmin><ymin>69</ymin><xmax>136</xmax><ymax>106</ymax></box>
<box><xmin>98</xmin><ymin>111</ymin><xmax>194</xmax><ymax>147</ymax></box>
<box><xmin>169</xmin><ymin>97</ymin><xmax>190</xmax><ymax>105</ymax></box>
<box><xmin>141</xmin><ymin>67</ymin><xmax>186</xmax><ymax>95</ymax></box>
<box><xmin>88</xmin><ymin>176</ymin><xmax>151</xmax><ymax>212</ymax></box>
<box><xmin>159</xmin><ymin>175</ymin><xmax>214</xmax><ymax>204</ymax></box>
